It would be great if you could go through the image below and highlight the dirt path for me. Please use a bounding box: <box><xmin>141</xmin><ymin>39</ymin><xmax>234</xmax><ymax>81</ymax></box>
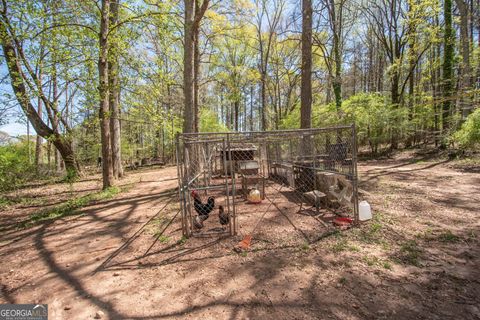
<box><xmin>1</xmin><ymin>152</ymin><xmax>479</xmax><ymax>320</ymax></box>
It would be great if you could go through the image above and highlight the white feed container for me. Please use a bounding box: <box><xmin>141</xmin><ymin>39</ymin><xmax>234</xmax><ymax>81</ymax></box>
<box><xmin>359</xmin><ymin>200</ymin><xmax>372</xmax><ymax>221</ymax></box>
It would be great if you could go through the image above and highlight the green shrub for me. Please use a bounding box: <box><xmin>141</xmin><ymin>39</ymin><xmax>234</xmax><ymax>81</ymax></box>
<box><xmin>280</xmin><ymin>93</ymin><xmax>406</xmax><ymax>153</ymax></box>
<box><xmin>199</xmin><ymin>108</ymin><xmax>228</xmax><ymax>133</ymax></box>
<box><xmin>0</xmin><ymin>140</ymin><xmax>36</xmax><ymax>191</ymax></box>
<box><xmin>454</xmin><ymin>108</ymin><xmax>480</xmax><ymax>149</ymax></box>
<box><xmin>342</xmin><ymin>93</ymin><xmax>402</xmax><ymax>153</ymax></box>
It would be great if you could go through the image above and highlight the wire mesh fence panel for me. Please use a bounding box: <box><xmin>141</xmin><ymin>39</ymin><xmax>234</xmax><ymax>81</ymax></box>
<box><xmin>177</xmin><ymin>125</ymin><xmax>359</xmax><ymax>239</ymax></box>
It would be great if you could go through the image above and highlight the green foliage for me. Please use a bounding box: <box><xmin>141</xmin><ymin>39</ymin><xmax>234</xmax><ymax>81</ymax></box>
<box><xmin>400</xmin><ymin>240</ymin><xmax>422</xmax><ymax>266</ymax></box>
<box><xmin>438</xmin><ymin>230</ymin><xmax>460</xmax><ymax>243</ymax></box>
<box><xmin>363</xmin><ymin>255</ymin><xmax>380</xmax><ymax>266</ymax></box>
<box><xmin>301</xmin><ymin>242</ymin><xmax>311</xmax><ymax>251</ymax></box>
<box><xmin>453</xmin><ymin>108</ymin><xmax>480</xmax><ymax>149</ymax></box>
<box><xmin>280</xmin><ymin>93</ymin><xmax>409</xmax><ymax>153</ymax></box>
<box><xmin>177</xmin><ymin>236</ymin><xmax>188</xmax><ymax>246</ymax></box>
<box><xmin>0</xmin><ymin>141</ymin><xmax>36</xmax><ymax>191</ymax></box>
<box><xmin>157</xmin><ymin>235</ymin><xmax>170</xmax><ymax>243</ymax></box>
<box><xmin>0</xmin><ymin>196</ymin><xmax>12</xmax><ymax>209</ymax></box>
<box><xmin>74</xmin><ymin>118</ymin><xmax>101</xmax><ymax>165</ymax></box>
<box><xmin>63</xmin><ymin>167</ymin><xmax>80</xmax><ymax>184</ymax></box>
<box><xmin>199</xmin><ymin>108</ymin><xmax>229</xmax><ymax>133</ymax></box>
<box><xmin>16</xmin><ymin>186</ymin><xmax>120</xmax><ymax>230</ymax></box>
<box><xmin>331</xmin><ymin>237</ymin><xmax>349</xmax><ymax>252</ymax></box>
<box><xmin>279</xmin><ymin>101</ymin><xmax>340</xmax><ymax>129</ymax></box>
<box><xmin>342</xmin><ymin>94</ymin><xmax>406</xmax><ymax>153</ymax></box>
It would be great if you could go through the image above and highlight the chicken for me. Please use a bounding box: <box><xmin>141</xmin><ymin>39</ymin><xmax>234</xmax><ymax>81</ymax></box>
<box><xmin>193</xmin><ymin>215</ymin><xmax>204</xmax><ymax>229</ymax></box>
<box><xmin>218</xmin><ymin>205</ymin><xmax>229</xmax><ymax>225</ymax></box>
<box><xmin>191</xmin><ymin>190</ymin><xmax>215</xmax><ymax>220</ymax></box>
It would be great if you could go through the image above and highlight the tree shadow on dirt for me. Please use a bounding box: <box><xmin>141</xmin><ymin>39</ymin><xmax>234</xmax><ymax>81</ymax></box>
<box><xmin>33</xmin><ymin>221</ymin><xmax>127</xmax><ymax>319</ymax></box>
<box><xmin>102</xmin><ymin>231</ymin><xmax>479</xmax><ymax>320</ymax></box>
<box><xmin>362</xmin><ymin>158</ymin><xmax>452</xmax><ymax>184</ymax></box>
<box><xmin>4</xmin><ymin>162</ymin><xmax>479</xmax><ymax>319</ymax></box>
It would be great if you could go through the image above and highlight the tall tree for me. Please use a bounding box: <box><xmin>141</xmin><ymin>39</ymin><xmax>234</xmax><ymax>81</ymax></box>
<box><xmin>301</xmin><ymin>0</ymin><xmax>312</xmax><ymax>129</ymax></box>
<box><xmin>109</xmin><ymin>0</ymin><xmax>123</xmax><ymax>178</ymax></box>
<box><xmin>0</xmin><ymin>0</ymin><xmax>80</xmax><ymax>175</ymax></box>
<box><xmin>455</xmin><ymin>0</ymin><xmax>472</xmax><ymax>119</ymax></box>
<box><xmin>35</xmin><ymin>55</ymin><xmax>44</xmax><ymax>173</ymax></box>
<box><xmin>315</xmin><ymin>0</ymin><xmax>347</xmax><ymax>112</ymax></box>
<box><xmin>442</xmin><ymin>0</ymin><xmax>455</xmax><ymax>144</ymax></box>
<box><xmin>183</xmin><ymin>0</ymin><xmax>209</xmax><ymax>133</ymax></box>
<box><xmin>99</xmin><ymin>0</ymin><xmax>114</xmax><ymax>188</ymax></box>
<box><xmin>254</xmin><ymin>0</ymin><xmax>284</xmax><ymax>130</ymax></box>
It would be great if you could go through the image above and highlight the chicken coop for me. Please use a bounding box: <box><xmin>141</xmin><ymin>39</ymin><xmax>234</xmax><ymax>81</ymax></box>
<box><xmin>176</xmin><ymin>125</ymin><xmax>359</xmax><ymax>239</ymax></box>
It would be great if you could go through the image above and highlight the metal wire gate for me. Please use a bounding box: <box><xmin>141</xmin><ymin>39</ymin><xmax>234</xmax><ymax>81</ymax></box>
<box><xmin>176</xmin><ymin>124</ymin><xmax>359</xmax><ymax>238</ymax></box>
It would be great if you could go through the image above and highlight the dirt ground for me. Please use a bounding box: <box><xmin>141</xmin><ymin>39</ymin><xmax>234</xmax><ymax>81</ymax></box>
<box><xmin>1</xmin><ymin>149</ymin><xmax>479</xmax><ymax>320</ymax></box>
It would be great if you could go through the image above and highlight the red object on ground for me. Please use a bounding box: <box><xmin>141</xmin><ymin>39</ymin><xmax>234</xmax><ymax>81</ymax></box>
<box><xmin>234</xmin><ymin>235</ymin><xmax>252</xmax><ymax>252</ymax></box>
<box><xmin>333</xmin><ymin>217</ymin><xmax>353</xmax><ymax>228</ymax></box>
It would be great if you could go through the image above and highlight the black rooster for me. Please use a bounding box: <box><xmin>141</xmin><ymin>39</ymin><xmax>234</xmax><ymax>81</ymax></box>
<box><xmin>218</xmin><ymin>205</ymin><xmax>229</xmax><ymax>225</ymax></box>
<box><xmin>191</xmin><ymin>190</ymin><xmax>215</xmax><ymax>221</ymax></box>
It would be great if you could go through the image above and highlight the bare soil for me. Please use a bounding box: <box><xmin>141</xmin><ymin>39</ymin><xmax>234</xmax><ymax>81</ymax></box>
<box><xmin>1</xmin><ymin>150</ymin><xmax>479</xmax><ymax>320</ymax></box>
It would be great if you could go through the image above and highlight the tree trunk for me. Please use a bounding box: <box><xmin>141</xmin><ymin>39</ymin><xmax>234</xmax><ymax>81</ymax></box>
<box><xmin>183</xmin><ymin>0</ymin><xmax>195</xmax><ymax>133</ymax></box>
<box><xmin>325</xmin><ymin>74</ymin><xmax>332</xmax><ymax>104</ymax></box>
<box><xmin>250</xmin><ymin>84</ymin><xmax>254</xmax><ymax>131</ymax></box>
<box><xmin>434</xmin><ymin>19</ymin><xmax>441</xmax><ymax>147</ymax></box>
<box><xmin>330</xmin><ymin>0</ymin><xmax>342</xmax><ymax>112</ymax></box>
<box><xmin>300</xmin><ymin>0</ymin><xmax>312</xmax><ymax>130</ymax></box>
<box><xmin>442</xmin><ymin>0</ymin><xmax>455</xmax><ymax>146</ymax></box>
<box><xmin>390</xmin><ymin>68</ymin><xmax>401</xmax><ymax>149</ymax></box>
<box><xmin>35</xmin><ymin>87</ymin><xmax>43</xmax><ymax>172</ymax></box>
<box><xmin>0</xmin><ymin>16</ymin><xmax>80</xmax><ymax>176</ymax></box>
<box><xmin>406</xmin><ymin>9</ymin><xmax>417</xmax><ymax>148</ymax></box>
<box><xmin>109</xmin><ymin>0</ymin><xmax>123</xmax><ymax>178</ymax></box>
<box><xmin>234</xmin><ymin>100</ymin><xmax>239</xmax><ymax>131</ymax></box>
<box><xmin>99</xmin><ymin>0</ymin><xmax>113</xmax><ymax>188</ymax></box>
<box><xmin>183</xmin><ymin>0</ymin><xmax>209</xmax><ymax>134</ymax></box>
<box><xmin>455</xmin><ymin>0</ymin><xmax>472</xmax><ymax>119</ymax></box>
<box><xmin>260</xmin><ymin>72</ymin><xmax>267</xmax><ymax>130</ymax></box>
<box><xmin>27</xmin><ymin>121</ymin><xmax>31</xmax><ymax>163</ymax></box>
<box><xmin>193</xmin><ymin>1</ymin><xmax>200</xmax><ymax>132</ymax></box>
<box><xmin>52</xmin><ymin>134</ymin><xmax>80</xmax><ymax>174</ymax></box>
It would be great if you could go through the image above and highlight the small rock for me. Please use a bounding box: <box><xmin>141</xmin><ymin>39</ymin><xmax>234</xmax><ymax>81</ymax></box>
<box><xmin>64</xmin><ymin>306</ymin><xmax>71</xmax><ymax>311</ymax></box>
<box><xmin>94</xmin><ymin>311</ymin><xmax>104</xmax><ymax>319</ymax></box>
<box><xmin>66</xmin><ymin>264</ymin><xmax>70</xmax><ymax>268</ymax></box>
<box><xmin>353</xmin><ymin>303</ymin><xmax>359</xmax><ymax>309</ymax></box>
<box><xmin>113</xmin><ymin>272</ymin><xmax>120</xmax><ymax>277</ymax></box>
<box><xmin>95</xmin><ymin>257</ymin><xmax>100</xmax><ymax>261</ymax></box>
